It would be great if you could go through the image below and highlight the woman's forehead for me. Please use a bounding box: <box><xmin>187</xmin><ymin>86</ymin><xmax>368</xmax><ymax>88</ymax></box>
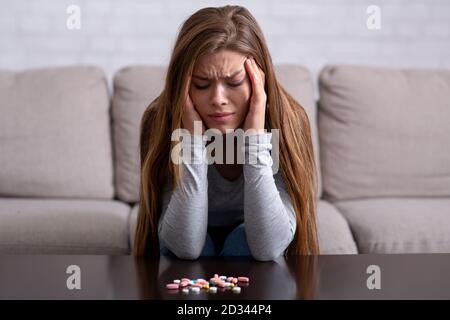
<box><xmin>193</xmin><ymin>50</ymin><xmax>246</xmax><ymax>79</ymax></box>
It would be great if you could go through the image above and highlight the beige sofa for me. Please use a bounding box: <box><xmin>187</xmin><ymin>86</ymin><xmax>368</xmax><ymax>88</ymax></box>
<box><xmin>0</xmin><ymin>64</ymin><xmax>448</xmax><ymax>255</ymax></box>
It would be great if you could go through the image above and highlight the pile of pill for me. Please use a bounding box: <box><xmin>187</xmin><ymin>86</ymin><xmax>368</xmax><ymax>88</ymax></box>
<box><xmin>165</xmin><ymin>274</ymin><xmax>249</xmax><ymax>294</ymax></box>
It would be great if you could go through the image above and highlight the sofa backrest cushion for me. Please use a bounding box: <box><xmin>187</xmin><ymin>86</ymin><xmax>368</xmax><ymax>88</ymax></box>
<box><xmin>0</xmin><ymin>66</ymin><xmax>114</xmax><ymax>199</ymax></box>
<box><xmin>112</xmin><ymin>65</ymin><xmax>166</xmax><ymax>203</ymax></box>
<box><xmin>318</xmin><ymin>64</ymin><xmax>450</xmax><ymax>202</ymax></box>
<box><xmin>112</xmin><ymin>65</ymin><xmax>320</xmax><ymax>203</ymax></box>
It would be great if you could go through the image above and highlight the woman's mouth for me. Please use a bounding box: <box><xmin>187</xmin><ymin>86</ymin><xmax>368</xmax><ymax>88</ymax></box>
<box><xmin>208</xmin><ymin>112</ymin><xmax>235</xmax><ymax>124</ymax></box>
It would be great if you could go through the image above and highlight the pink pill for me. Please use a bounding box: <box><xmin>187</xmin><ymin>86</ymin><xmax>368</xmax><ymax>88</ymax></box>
<box><xmin>193</xmin><ymin>283</ymin><xmax>204</xmax><ymax>288</ymax></box>
<box><xmin>180</xmin><ymin>281</ymin><xmax>189</xmax><ymax>287</ymax></box>
<box><xmin>238</xmin><ymin>277</ymin><xmax>249</xmax><ymax>283</ymax></box>
<box><xmin>214</xmin><ymin>274</ymin><xmax>219</xmax><ymax>278</ymax></box>
<box><xmin>216</xmin><ymin>281</ymin><xmax>226</xmax><ymax>288</ymax></box>
<box><xmin>166</xmin><ymin>283</ymin><xmax>179</xmax><ymax>290</ymax></box>
<box><xmin>227</xmin><ymin>276</ymin><xmax>233</xmax><ymax>282</ymax></box>
<box><xmin>181</xmin><ymin>278</ymin><xmax>190</xmax><ymax>282</ymax></box>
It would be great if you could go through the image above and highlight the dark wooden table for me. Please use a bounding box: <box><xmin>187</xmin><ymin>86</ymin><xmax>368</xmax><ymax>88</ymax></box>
<box><xmin>1</xmin><ymin>254</ymin><xmax>450</xmax><ymax>299</ymax></box>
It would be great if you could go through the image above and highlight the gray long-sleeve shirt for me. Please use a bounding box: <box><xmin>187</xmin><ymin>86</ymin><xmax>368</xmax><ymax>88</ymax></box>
<box><xmin>158</xmin><ymin>132</ymin><xmax>297</xmax><ymax>261</ymax></box>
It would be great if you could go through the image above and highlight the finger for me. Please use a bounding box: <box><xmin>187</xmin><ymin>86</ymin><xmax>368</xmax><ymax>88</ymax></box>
<box><xmin>250</xmin><ymin>57</ymin><xmax>260</xmax><ymax>81</ymax></box>
<box><xmin>245</xmin><ymin>58</ymin><xmax>258</xmax><ymax>91</ymax></box>
<box><xmin>251</xmin><ymin>57</ymin><xmax>265</xmax><ymax>86</ymax></box>
<box><xmin>248</xmin><ymin>58</ymin><xmax>264</xmax><ymax>93</ymax></box>
<box><xmin>247</xmin><ymin>58</ymin><xmax>265</xmax><ymax>99</ymax></box>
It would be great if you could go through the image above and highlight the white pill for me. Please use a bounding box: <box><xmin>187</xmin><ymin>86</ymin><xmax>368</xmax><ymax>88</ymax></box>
<box><xmin>224</xmin><ymin>282</ymin><xmax>232</xmax><ymax>287</ymax></box>
<box><xmin>220</xmin><ymin>276</ymin><xmax>227</xmax><ymax>280</ymax></box>
<box><xmin>232</xmin><ymin>286</ymin><xmax>241</xmax><ymax>293</ymax></box>
<box><xmin>182</xmin><ymin>288</ymin><xmax>189</xmax><ymax>294</ymax></box>
<box><xmin>191</xmin><ymin>287</ymin><xmax>200</xmax><ymax>293</ymax></box>
<box><xmin>209</xmin><ymin>287</ymin><xmax>217</xmax><ymax>293</ymax></box>
<box><xmin>173</xmin><ymin>279</ymin><xmax>181</xmax><ymax>284</ymax></box>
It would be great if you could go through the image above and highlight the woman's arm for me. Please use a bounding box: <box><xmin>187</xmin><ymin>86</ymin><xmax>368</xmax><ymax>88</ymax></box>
<box><xmin>158</xmin><ymin>134</ymin><xmax>209</xmax><ymax>260</ymax></box>
<box><xmin>243</xmin><ymin>132</ymin><xmax>297</xmax><ymax>261</ymax></box>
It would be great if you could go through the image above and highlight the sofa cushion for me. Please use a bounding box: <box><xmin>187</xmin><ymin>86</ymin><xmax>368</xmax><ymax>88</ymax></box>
<box><xmin>318</xmin><ymin>65</ymin><xmax>450</xmax><ymax>202</ymax></box>
<box><xmin>273</xmin><ymin>65</ymin><xmax>322</xmax><ymax>196</ymax></box>
<box><xmin>335</xmin><ymin>197</ymin><xmax>450</xmax><ymax>253</ymax></box>
<box><xmin>0</xmin><ymin>198</ymin><xmax>131</xmax><ymax>254</ymax></box>
<box><xmin>0</xmin><ymin>66</ymin><xmax>114</xmax><ymax>199</ymax></box>
<box><xmin>128</xmin><ymin>200</ymin><xmax>357</xmax><ymax>254</ymax></box>
<box><xmin>112</xmin><ymin>66</ymin><xmax>166</xmax><ymax>203</ymax></box>
<box><xmin>129</xmin><ymin>204</ymin><xmax>139</xmax><ymax>250</ymax></box>
<box><xmin>112</xmin><ymin>65</ymin><xmax>321</xmax><ymax>203</ymax></box>
<box><xmin>317</xmin><ymin>200</ymin><xmax>358</xmax><ymax>254</ymax></box>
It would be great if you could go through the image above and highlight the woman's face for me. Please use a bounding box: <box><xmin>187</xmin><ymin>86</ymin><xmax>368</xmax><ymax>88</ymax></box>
<box><xmin>189</xmin><ymin>49</ymin><xmax>252</xmax><ymax>134</ymax></box>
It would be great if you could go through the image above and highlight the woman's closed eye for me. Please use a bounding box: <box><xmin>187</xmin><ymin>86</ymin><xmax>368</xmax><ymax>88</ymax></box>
<box><xmin>193</xmin><ymin>80</ymin><xmax>244</xmax><ymax>90</ymax></box>
<box><xmin>228</xmin><ymin>80</ymin><xmax>244</xmax><ymax>87</ymax></box>
<box><xmin>193</xmin><ymin>83</ymin><xmax>209</xmax><ymax>90</ymax></box>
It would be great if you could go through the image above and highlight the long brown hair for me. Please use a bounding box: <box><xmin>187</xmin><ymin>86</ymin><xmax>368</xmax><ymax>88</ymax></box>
<box><xmin>133</xmin><ymin>5</ymin><xmax>319</xmax><ymax>257</ymax></box>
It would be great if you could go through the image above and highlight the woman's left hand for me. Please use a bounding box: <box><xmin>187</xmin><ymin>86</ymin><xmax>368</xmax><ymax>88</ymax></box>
<box><xmin>243</xmin><ymin>57</ymin><xmax>267</xmax><ymax>133</ymax></box>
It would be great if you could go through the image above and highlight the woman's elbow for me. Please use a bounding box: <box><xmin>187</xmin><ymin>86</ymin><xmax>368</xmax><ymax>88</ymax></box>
<box><xmin>171</xmin><ymin>244</ymin><xmax>203</xmax><ymax>260</ymax></box>
<box><xmin>250</xmin><ymin>247</ymin><xmax>283</xmax><ymax>262</ymax></box>
<box><xmin>175</xmin><ymin>250</ymin><xmax>202</xmax><ymax>260</ymax></box>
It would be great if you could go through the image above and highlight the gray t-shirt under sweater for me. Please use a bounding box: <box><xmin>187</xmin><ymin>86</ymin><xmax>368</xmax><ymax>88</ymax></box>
<box><xmin>158</xmin><ymin>132</ymin><xmax>297</xmax><ymax>261</ymax></box>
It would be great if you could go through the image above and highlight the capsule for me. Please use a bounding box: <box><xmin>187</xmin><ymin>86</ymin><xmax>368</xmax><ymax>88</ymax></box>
<box><xmin>238</xmin><ymin>276</ymin><xmax>249</xmax><ymax>283</ymax></box>
<box><xmin>166</xmin><ymin>283</ymin><xmax>179</xmax><ymax>290</ymax></box>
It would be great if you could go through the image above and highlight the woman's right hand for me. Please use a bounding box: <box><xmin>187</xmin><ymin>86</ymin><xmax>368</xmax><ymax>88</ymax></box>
<box><xmin>182</xmin><ymin>79</ymin><xmax>205</xmax><ymax>135</ymax></box>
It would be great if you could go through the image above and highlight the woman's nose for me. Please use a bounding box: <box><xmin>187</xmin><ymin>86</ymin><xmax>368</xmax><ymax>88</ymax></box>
<box><xmin>210</xmin><ymin>84</ymin><xmax>228</xmax><ymax>107</ymax></box>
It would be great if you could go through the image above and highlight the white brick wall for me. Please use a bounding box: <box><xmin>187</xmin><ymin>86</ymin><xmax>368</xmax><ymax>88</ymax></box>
<box><xmin>1</xmin><ymin>0</ymin><xmax>449</xmax><ymax>96</ymax></box>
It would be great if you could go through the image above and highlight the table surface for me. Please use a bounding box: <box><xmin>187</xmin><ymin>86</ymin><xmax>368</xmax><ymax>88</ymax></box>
<box><xmin>1</xmin><ymin>253</ymin><xmax>449</xmax><ymax>299</ymax></box>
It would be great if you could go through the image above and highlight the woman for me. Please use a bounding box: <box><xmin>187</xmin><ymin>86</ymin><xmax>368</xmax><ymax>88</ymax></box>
<box><xmin>133</xmin><ymin>5</ymin><xmax>319</xmax><ymax>260</ymax></box>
